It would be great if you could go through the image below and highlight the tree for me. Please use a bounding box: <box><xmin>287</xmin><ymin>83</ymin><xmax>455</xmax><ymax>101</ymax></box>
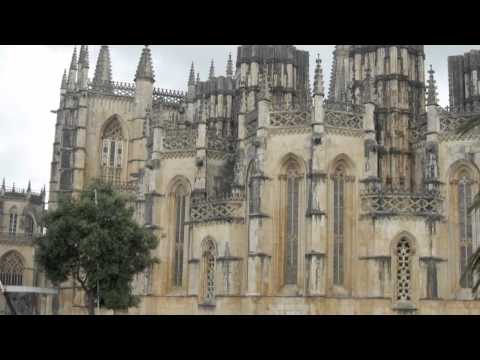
<box><xmin>35</xmin><ymin>180</ymin><xmax>158</xmax><ymax>315</ymax></box>
<box><xmin>456</xmin><ymin>115</ymin><xmax>480</xmax><ymax>293</ymax></box>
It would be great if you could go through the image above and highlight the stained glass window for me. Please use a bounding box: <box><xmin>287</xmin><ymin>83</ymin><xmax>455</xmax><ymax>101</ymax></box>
<box><xmin>101</xmin><ymin>118</ymin><xmax>124</xmax><ymax>185</ymax></box>
<box><xmin>172</xmin><ymin>185</ymin><xmax>187</xmax><ymax>287</ymax></box>
<box><xmin>458</xmin><ymin>175</ymin><xmax>473</xmax><ymax>288</ymax></box>
<box><xmin>284</xmin><ymin>161</ymin><xmax>300</xmax><ymax>285</ymax></box>
<box><xmin>333</xmin><ymin>166</ymin><xmax>345</xmax><ymax>286</ymax></box>
<box><xmin>9</xmin><ymin>208</ymin><xmax>17</xmax><ymax>237</ymax></box>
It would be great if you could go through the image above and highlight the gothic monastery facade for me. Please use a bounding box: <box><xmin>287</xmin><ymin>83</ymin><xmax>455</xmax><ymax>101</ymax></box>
<box><xmin>49</xmin><ymin>45</ymin><xmax>480</xmax><ymax>314</ymax></box>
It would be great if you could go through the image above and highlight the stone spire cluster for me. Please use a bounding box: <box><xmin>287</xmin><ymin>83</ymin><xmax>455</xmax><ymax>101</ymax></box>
<box><xmin>135</xmin><ymin>45</ymin><xmax>155</xmax><ymax>82</ymax></box>
<box><xmin>93</xmin><ymin>45</ymin><xmax>113</xmax><ymax>86</ymax></box>
<box><xmin>427</xmin><ymin>65</ymin><xmax>439</xmax><ymax>106</ymax></box>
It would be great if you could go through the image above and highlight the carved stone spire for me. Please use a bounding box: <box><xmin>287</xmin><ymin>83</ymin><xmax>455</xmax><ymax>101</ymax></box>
<box><xmin>67</xmin><ymin>46</ymin><xmax>77</xmax><ymax>90</ymax></box>
<box><xmin>427</xmin><ymin>65</ymin><xmax>439</xmax><ymax>106</ymax></box>
<box><xmin>27</xmin><ymin>180</ymin><xmax>31</xmax><ymax>193</ymax></box>
<box><xmin>1</xmin><ymin>178</ymin><xmax>5</xmax><ymax>192</ymax></box>
<box><xmin>226</xmin><ymin>53</ymin><xmax>233</xmax><ymax>77</ymax></box>
<box><xmin>61</xmin><ymin>69</ymin><xmax>67</xmax><ymax>90</ymax></box>
<box><xmin>93</xmin><ymin>45</ymin><xmax>113</xmax><ymax>86</ymax></box>
<box><xmin>135</xmin><ymin>45</ymin><xmax>155</xmax><ymax>82</ymax></box>
<box><xmin>188</xmin><ymin>62</ymin><xmax>195</xmax><ymax>86</ymax></box>
<box><xmin>78</xmin><ymin>45</ymin><xmax>89</xmax><ymax>68</ymax></box>
<box><xmin>196</xmin><ymin>72</ymin><xmax>200</xmax><ymax>84</ymax></box>
<box><xmin>313</xmin><ymin>54</ymin><xmax>325</xmax><ymax>97</ymax></box>
<box><xmin>209</xmin><ymin>59</ymin><xmax>215</xmax><ymax>80</ymax></box>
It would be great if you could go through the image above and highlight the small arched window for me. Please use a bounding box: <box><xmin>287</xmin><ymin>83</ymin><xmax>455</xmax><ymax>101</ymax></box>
<box><xmin>0</xmin><ymin>251</ymin><xmax>24</xmax><ymax>286</ymax></box>
<box><xmin>9</xmin><ymin>207</ymin><xmax>18</xmax><ymax>237</ymax></box>
<box><xmin>202</xmin><ymin>238</ymin><xmax>216</xmax><ymax>304</ymax></box>
<box><xmin>25</xmin><ymin>215</ymin><xmax>35</xmax><ymax>239</ymax></box>
<box><xmin>458</xmin><ymin>174</ymin><xmax>474</xmax><ymax>288</ymax></box>
<box><xmin>101</xmin><ymin>118</ymin><xmax>124</xmax><ymax>185</ymax></box>
<box><xmin>172</xmin><ymin>184</ymin><xmax>187</xmax><ymax>287</ymax></box>
<box><xmin>396</xmin><ymin>238</ymin><xmax>412</xmax><ymax>302</ymax></box>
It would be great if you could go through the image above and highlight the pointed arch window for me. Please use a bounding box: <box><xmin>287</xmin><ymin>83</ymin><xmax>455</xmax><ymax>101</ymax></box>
<box><xmin>25</xmin><ymin>215</ymin><xmax>35</xmax><ymax>240</ymax></box>
<box><xmin>101</xmin><ymin>118</ymin><xmax>124</xmax><ymax>185</ymax></box>
<box><xmin>458</xmin><ymin>174</ymin><xmax>474</xmax><ymax>288</ymax></box>
<box><xmin>396</xmin><ymin>238</ymin><xmax>412</xmax><ymax>301</ymax></box>
<box><xmin>284</xmin><ymin>160</ymin><xmax>301</xmax><ymax>285</ymax></box>
<box><xmin>172</xmin><ymin>185</ymin><xmax>187</xmax><ymax>287</ymax></box>
<box><xmin>0</xmin><ymin>251</ymin><xmax>24</xmax><ymax>286</ymax></box>
<box><xmin>333</xmin><ymin>165</ymin><xmax>345</xmax><ymax>286</ymax></box>
<box><xmin>9</xmin><ymin>207</ymin><xmax>18</xmax><ymax>237</ymax></box>
<box><xmin>202</xmin><ymin>239</ymin><xmax>216</xmax><ymax>304</ymax></box>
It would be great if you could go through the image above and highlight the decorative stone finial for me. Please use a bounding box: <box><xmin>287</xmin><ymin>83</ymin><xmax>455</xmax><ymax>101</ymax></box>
<box><xmin>78</xmin><ymin>45</ymin><xmax>89</xmax><ymax>68</ymax></box>
<box><xmin>196</xmin><ymin>72</ymin><xmax>200</xmax><ymax>84</ymax></box>
<box><xmin>61</xmin><ymin>69</ymin><xmax>67</xmax><ymax>90</ymax></box>
<box><xmin>313</xmin><ymin>54</ymin><xmax>325</xmax><ymax>97</ymax></box>
<box><xmin>27</xmin><ymin>180</ymin><xmax>31</xmax><ymax>193</ymax></box>
<box><xmin>135</xmin><ymin>45</ymin><xmax>155</xmax><ymax>82</ymax></box>
<box><xmin>427</xmin><ymin>64</ymin><xmax>439</xmax><ymax>106</ymax></box>
<box><xmin>93</xmin><ymin>45</ymin><xmax>113</xmax><ymax>86</ymax></box>
<box><xmin>188</xmin><ymin>62</ymin><xmax>195</xmax><ymax>86</ymax></box>
<box><xmin>209</xmin><ymin>59</ymin><xmax>215</xmax><ymax>80</ymax></box>
<box><xmin>226</xmin><ymin>53</ymin><xmax>233</xmax><ymax>78</ymax></box>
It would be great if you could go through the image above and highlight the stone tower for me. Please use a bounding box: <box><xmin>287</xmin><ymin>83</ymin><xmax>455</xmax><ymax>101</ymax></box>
<box><xmin>448</xmin><ymin>49</ymin><xmax>480</xmax><ymax>113</ymax></box>
<box><xmin>331</xmin><ymin>45</ymin><xmax>426</xmax><ymax>191</ymax></box>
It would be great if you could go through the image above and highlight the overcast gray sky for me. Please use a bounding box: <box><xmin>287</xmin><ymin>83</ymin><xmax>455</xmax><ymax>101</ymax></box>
<box><xmin>0</xmin><ymin>45</ymin><xmax>478</xmax><ymax>194</ymax></box>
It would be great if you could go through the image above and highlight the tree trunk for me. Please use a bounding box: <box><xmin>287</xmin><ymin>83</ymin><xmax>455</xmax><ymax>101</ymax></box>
<box><xmin>86</xmin><ymin>291</ymin><xmax>96</xmax><ymax>315</ymax></box>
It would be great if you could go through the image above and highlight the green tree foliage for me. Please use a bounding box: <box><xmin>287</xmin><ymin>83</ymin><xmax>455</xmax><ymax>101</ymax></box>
<box><xmin>35</xmin><ymin>180</ymin><xmax>158</xmax><ymax>314</ymax></box>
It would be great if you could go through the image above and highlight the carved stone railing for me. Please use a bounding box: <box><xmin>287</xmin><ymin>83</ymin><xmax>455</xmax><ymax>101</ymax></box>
<box><xmin>324</xmin><ymin>109</ymin><xmax>363</xmax><ymax>129</ymax></box>
<box><xmin>207</xmin><ymin>134</ymin><xmax>235</xmax><ymax>152</ymax></box>
<box><xmin>153</xmin><ymin>88</ymin><xmax>186</xmax><ymax>106</ymax></box>
<box><xmin>0</xmin><ymin>232</ymin><xmax>36</xmax><ymax>245</ymax></box>
<box><xmin>324</xmin><ymin>101</ymin><xmax>365</xmax><ymax>113</ymax></box>
<box><xmin>269</xmin><ymin>111</ymin><xmax>311</xmax><ymax>127</ymax></box>
<box><xmin>360</xmin><ymin>190</ymin><xmax>443</xmax><ymax>219</ymax></box>
<box><xmin>438</xmin><ymin>107</ymin><xmax>475</xmax><ymax>133</ymax></box>
<box><xmin>163</xmin><ymin>128</ymin><xmax>197</xmax><ymax>151</ymax></box>
<box><xmin>88</xmin><ymin>80</ymin><xmax>136</xmax><ymax>98</ymax></box>
<box><xmin>110</xmin><ymin>181</ymin><xmax>138</xmax><ymax>194</ymax></box>
<box><xmin>190</xmin><ymin>196</ymin><xmax>245</xmax><ymax>224</ymax></box>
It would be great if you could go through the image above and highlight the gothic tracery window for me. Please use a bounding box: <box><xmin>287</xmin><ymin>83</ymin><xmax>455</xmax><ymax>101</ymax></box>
<box><xmin>396</xmin><ymin>238</ymin><xmax>412</xmax><ymax>302</ymax></box>
<box><xmin>172</xmin><ymin>185</ymin><xmax>187</xmax><ymax>287</ymax></box>
<box><xmin>25</xmin><ymin>215</ymin><xmax>35</xmax><ymax>239</ymax></box>
<box><xmin>458</xmin><ymin>174</ymin><xmax>474</xmax><ymax>288</ymax></box>
<box><xmin>9</xmin><ymin>207</ymin><xmax>18</xmax><ymax>237</ymax></box>
<box><xmin>333</xmin><ymin>165</ymin><xmax>345</xmax><ymax>286</ymax></box>
<box><xmin>202</xmin><ymin>238</ymin><xmax>216</xmax><ymax>304</ymax></box>
<box><xmin>284</xmin><ymin>160</ymin><xmax>300</xmax><ymax>285</ymax></box>
<box><xmin>101</xmin><ymin>118</ymin><xmax>124</xmax><ymax>185</ymax></box>
<box><xmin>0</xmin><ymin>251</ymin><xmax>24</xmax><ymax>286</ymax></box>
